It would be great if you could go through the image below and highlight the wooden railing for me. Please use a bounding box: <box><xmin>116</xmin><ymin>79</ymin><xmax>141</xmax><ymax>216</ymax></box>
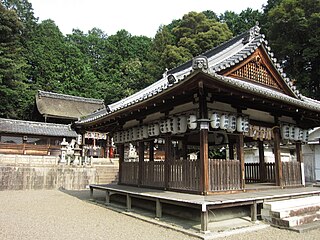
<box><xmin>282</xmin><ymin>161</ymin><xmax>302</xmax><ymax>186</ymax></box>
<box><xmin>245</xmin><ymin>163</ymin><xmax>260</xmax><ymax>183</ymax></box>
<box><xmin>121</xmin><ymin>162</ymin><xmax>139</xmax><ymax>185</ymax></box>
<box><xmin>168</xmin><ymin>159</ymin><xmax>200</xmax><ymax>191</ymax></box>
<box><xmin>265</xmin><ymin>162</ymin><xmax>275</xmax><ymax>183</ymax></box>
<box><xmin>141</xmin><ymin>161</ymin><xmax>165</xmax><ymax>188</ymax></box>
<box><xmin>0</xmin><ymin>143</ymin><xmax>61</xmax><ymax>156</ymax></box>
<box><xmin>209</xmin><ymin>159</ymin><xmax>241</xmax><ymax>191</ymax></box>
<box><xmin>244</xmin><ymin>162</ymin><xmax>275</xmax><ymax>183</ymax></box>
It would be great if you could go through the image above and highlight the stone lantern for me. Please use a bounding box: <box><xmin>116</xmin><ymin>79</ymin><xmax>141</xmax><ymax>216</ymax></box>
<box><xmin>60</xmin><ymin>138</ymin><xmax>68</xmax><ymax>164</ymax></box>
<box><xmin>73</xmin><ymin>143</ymin><xmax>81</xmax><ymax>165</ymax></box>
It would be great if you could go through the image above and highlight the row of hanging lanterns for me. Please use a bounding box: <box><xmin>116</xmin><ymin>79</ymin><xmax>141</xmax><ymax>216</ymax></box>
<box><xmin>113</xmin><ymin>111</ymin><xmax>251</xmax><ymax>144</ymax></box>
<box><xmin>209</xmin><ymin>111</ymin><xmax>250</xmax><ymax>133</ymax></box>
<box><xmin>281</xmin><ymin>124</ymin><xmax>309</xmax><ymax>142</ymax></box>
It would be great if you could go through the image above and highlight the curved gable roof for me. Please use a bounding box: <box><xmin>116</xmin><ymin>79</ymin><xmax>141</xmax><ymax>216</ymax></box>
<box><xmin>76</xmin><ymin>25</ymin><xmax>320</xmax><ymax>125</ymax></box>
<box><xmin>36</xmin><ymin>90</ymin><xmax>105</xmax><ymax>120</ymax></box>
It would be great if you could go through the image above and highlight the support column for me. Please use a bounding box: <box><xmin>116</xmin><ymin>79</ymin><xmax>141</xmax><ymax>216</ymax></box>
<box><xmin>149</xmin><ymin>140</ymin><xmax>154</xmax><ymax>162</ymax></box>
<box><xmin>118</xmin><ymin>144</ymin><xmax>124</xmax><ymax>184</ymax></box>
<box><xmin>229</xmin><ymin>141</ymin><xmax>235</xmax><ymax>160</ymax></box>
<box><xmin>164</xmin><ymin>134</ymin><xmax>172</xmax><ymax>189</ymax></box>
<box><xmin>138</xmin><ymin>141</ymin><xmax>145</xmax><ymax>186</ymax></box>
<box><xmin>258</xmin><ymin>141</ymin><xmax>266</xmax><ymax>183</ymax></box>
<box><xmin>237</xmin><ymin>134</ymin><xmax>245</xmax><ymax>189</ymax></box>
<box><xmin>273</xmin><ymin>126</ymin><xmax>283</xmax><ymax>187</ymax></box>
<box><xmin>296</xmin><ymin>141</ymin><xmax>305</xmax><ymax>186</ymax></box>
<box><xmin>199</xmin><ymin>81</ymin><xmax>209</xmax><ymax>195</ymax></box>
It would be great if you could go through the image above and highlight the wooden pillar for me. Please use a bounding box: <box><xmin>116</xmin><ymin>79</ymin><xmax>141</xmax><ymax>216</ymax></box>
<box><xmin>237</xmin><ymin>133</ymin><xmax>245</xmax><ymax>189</ymax></box>
<box><xmin>229</xmin><ymin>141</ymin><xmax>235</xmax><ymax>160</ymax></box>
<box><xmin>118</xmin><ymin>144</ymin><xmax>124</xmax><ymax>184</ymax></box>
<box><xmin>199</xmin><ymin>81</ymin><xmax>209</xmax><ymax>195</ymax></box>
<box><xmin>164</xmin><ymin>134</ymin><xmax>172</xmax><ymax>189</ymax></box>
<box><xmin>258</xmin><ymin>141</ymin><xmax>266</xmax><ymax>182</ymax></box>
<box><xmin>296</xmin><ymin>141</ymin><xmax>305</xmax><ymax>186</ymax></box>
<box><xmin>296</xmin><ymin>141</ymin><xmax>303</xmax><ymax>163</ymax></box>
<box><xmin>149</xmin><ymin>140</ymin><xmax>154</xmax><ymax>162</ymax></box>
<box><xmin>138</xmin><ymin>141</ymin><xmax>144</xmax><ymax>186</ymax></box>
<box><xmin>273</xmin><ymin>126</ymin><xmax>283</xmax><ymax>187</ymax></box>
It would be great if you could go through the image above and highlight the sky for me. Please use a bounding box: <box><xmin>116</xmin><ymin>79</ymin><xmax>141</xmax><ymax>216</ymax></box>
<box><xmin>29</xmin><ymin>0</ymin><xmax>268</xmax><ymax>37</ymax></box>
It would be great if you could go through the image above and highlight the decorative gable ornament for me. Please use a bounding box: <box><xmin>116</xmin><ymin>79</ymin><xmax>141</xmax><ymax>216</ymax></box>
<box><xmin>192</xmin><ymin>56</ymin><xmax>209</xmax><ymax>72</ymax></box>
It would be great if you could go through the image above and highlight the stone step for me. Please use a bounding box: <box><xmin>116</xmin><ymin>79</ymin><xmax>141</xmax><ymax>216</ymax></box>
<box><xmin>271</xmin><ymin>211</ymin><xmax>320</xmax><ymax>228</ymax></box>
<box><xmin>271</xmin><ymin>205</ymin><xmax>320</xmax><ymax>219</ymax></box>
<box><xmin>263</xmin><ymin>196</ymin><xmax>320</xmax><ymax>211</ymax></box>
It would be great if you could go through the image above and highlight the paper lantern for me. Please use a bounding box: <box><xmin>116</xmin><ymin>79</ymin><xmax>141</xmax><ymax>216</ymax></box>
<box><xmin>237</xmin><ymin>116</ymin><xmax>249</xmax><ymax>133</ymax></box>
<box><xmin>177</xmin><ymin>115</ymin><xmax>188</xmax><ymax>133</ymax></box>
<box><xmin>227</xmin><ymin>115</ymin><xmax>237</xmax><ymax>132</ymax></box>
<box><xmin>210</xmin><ymin>112</ymin><xmax>220</xmax><ymax>129</ymax></box>
<box><xmin>160</xmin><ymin>119</ymin><xmax>168</xmax><ymax>133</ymax></box>
<box><xmin>302</xmin><ymin>130</ymin><xmax>309</xmax><ymax>143</ymax></box>
<box><xmin>220</xmin><ymin>114</ymin><xmax>229</xmax><ymax>130</ymax></box>
<box><xmin>281</xmin><ymin>125</ymin><xmax>290</xmax><ymax>140</ymax></box>
<box><xmin>188</xmin><ymin>115</ymin><xmax>197</xmax><ymax>130</ymax></box>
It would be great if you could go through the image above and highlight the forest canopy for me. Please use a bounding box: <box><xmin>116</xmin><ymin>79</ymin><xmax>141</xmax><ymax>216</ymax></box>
<box><xmin>1</xmin><ymin>0</ymin><xmax>319</xmax><ymax>120</ymax></box>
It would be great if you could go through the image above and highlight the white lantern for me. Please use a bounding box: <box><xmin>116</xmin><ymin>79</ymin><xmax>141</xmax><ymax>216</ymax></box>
<box><xmin>281</xmin><ymin>125</ymin><xmax>290</xmax><ymax>140</ymax></box>
<box><xmin>289</xmin><ymin>125</ymin><xmax>295</xmax><ymax>140</ymax></box>
<box><xmin>171</xmin><ymin>117</ymin><xmax>179</xmax><ymax>134</ymax></box>
<box><xmin>142</xmin><ymin>126</ymin><xmax>148</xmax><ymax>138</ymax></box>
<box><xmin>302</xmin><ymin>130</ymin><xmax>309</xmax><ymax>143</ymax></box>
<box><xmin>188</xmin><ymin>114</ymin><xmax>197</xmax><ymax>130</ymax></box>
<box><xmin>160</xmin><ymin>119</ymin><xmax>168</xmax><ymax>133</ymax></box>
<box><xmin>220</xmin><ymin>114</ymin><xmax>229</xmax><ymax>130</ymax></box>
<box><xmin>177</xmin><ymin>115</ymin><xmax>188</xmax><ymax>133</ymax></box>
<box><xmin>237</xmin><ymin>116</ymin><xmax>249</xmax><ymax>133</ymax></box>
<box><xmin>210</xmin><ymin>112</ymin><xmax>220</xmax><ymax>129</ymax></box>
<box><xmin>132</xmin><ymin>127</ymin><xmax>138</xmax><ymax>141</ymax></box>
<box><xmin>227</xmin><ymin>115</ymin><xmax>237</xmax><ymax>132</ymax></box>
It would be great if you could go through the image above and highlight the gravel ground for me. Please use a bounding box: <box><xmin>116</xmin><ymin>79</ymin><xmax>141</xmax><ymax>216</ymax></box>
<box><xmin>0</xmin><ymin>190</ymin><xmax>319</xmax><ymax>240</ymax></box>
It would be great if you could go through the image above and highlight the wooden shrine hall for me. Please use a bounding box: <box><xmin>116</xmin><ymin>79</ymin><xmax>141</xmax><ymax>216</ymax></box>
<box><xmin>76</xmin><ymin>25</ymin><xmax>320</xmax><ymax>197</ymax></box>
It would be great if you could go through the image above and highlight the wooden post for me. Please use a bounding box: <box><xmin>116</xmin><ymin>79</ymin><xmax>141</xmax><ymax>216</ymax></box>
<box><xmin>199</xmin><ymin>81</ymin><xmax>209</xmax><ymax>195</ymax></box>
<box><xmin>105</xmin><ymin>191</ymin><xmax>110</xmax><ymax>205</ymax></box>
<box><xmin>149</xmin><ymin>140</ymin><xmax>154</xmax><ymax>162</ymax></box>
<box><xmin>200</xmin><ymin>209</ymin><xmax>209</xmax><ymax>233</ymax></box>
<box><xmin>237</xmin><ymin>134</ymin><xmax>245</xmax><ymax>189</ymax></box>
<box><xmin>164</xmin><ymin>134</ymin><xmax>172</xmax><ymax>189</ymax></box>
<box><xmin>156</xmin><ymin>199</ymin><xmax>162</xmax><ymax>219</ymax></box>
<box><xmin>126</xmin><ymin>194</ymin><xmax>132</xmax><ymax>212</ymax></box>
<box><xmin>273</xmin><ymin>126</ymin><xmax>283</xmax><ymax>187</ymax></box>
<box><xmin>258</xmin><ymin>141</ymin><xmax>266</xmax><ymax>182</ymax></box>
<box><xmin>118</xmin><ymin>144</ymin><xmax>124</xmax><ymax>184</ymax></box>
<box><xmin>251</xmin><ymin>201</ymin><xmax>257</xmax><ymax>222</ymax></box>
<box><xmin>296</xmin><ymin>141</ymin><xmax>305</xmax><ymax>186</ymax></box>
<box><xmin>229</xmin><ymin>141</ymin><xmax>235</xmax><ymax>160</ymax></box>
<box><xmin>138</xmin><ymin>141</ymin><xmax>145</xmax><ymax>186</ymax></box>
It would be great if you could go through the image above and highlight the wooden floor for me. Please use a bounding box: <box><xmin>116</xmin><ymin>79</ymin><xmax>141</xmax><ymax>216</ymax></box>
<box><xmin>89</xmin><ymin>183</ymin><xmax>320</xmax><ymax>232</ymax></box>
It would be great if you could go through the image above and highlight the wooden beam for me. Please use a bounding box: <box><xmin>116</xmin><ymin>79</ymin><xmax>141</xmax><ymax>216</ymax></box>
<box><xmin>149</xmin><ymin>140</ymin><xmax>154</xmax><ymax>162</ymax></box>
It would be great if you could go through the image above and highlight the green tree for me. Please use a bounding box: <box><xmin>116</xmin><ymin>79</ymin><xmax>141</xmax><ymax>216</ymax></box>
<box><xmin>0</xmin><ymin>2</ymin><xmax>30</xmax><ymax>119</ymax></box>
<box><xmin>152</xmin><ymin>11</ymin><xmax>233</xmax><ymax>75</ymax></box>
<box><xmin>265</xmin><ymin>0</ymin><xmax>320</xmax><ymax>99</ymax></box>
<box><xmin>220</xmin><ymin>8</ymin><xmax>262</xmax><ymax>35</ymax></box>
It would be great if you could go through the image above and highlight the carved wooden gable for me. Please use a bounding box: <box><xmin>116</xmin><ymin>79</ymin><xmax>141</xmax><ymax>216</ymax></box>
<box><xmin>221</xmin><ymin>47</ymin><xmax>293</xmax><ymax>96</ymax></box>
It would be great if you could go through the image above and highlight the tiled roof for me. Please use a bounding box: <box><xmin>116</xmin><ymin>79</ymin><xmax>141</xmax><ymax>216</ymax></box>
<box><xmin>77</xmin><ymin>25</ymin><xmax>320</xmax><ymax>124</ymax></box>
<box><xmin>36</xmin><ymin>90</ymin><xmax>105</xmax><ymax>120</ymax></box>
<box><xmin>0</xmin><ymin>118</ymin><xmax>78</xmax><ymax>138</ymax></box>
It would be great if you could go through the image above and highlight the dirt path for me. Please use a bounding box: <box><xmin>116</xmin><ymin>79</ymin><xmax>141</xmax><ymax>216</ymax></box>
<box><xmin>0</xmin><ymin>190</ymin><xmax>319</xmax><ymax>240</ymax></box>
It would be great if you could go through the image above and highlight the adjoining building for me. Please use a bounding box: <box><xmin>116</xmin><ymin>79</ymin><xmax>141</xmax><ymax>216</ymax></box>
<box><xmin>34</xmin><ymin>90</ymin><xmax>105</xmax><ymax>124</ymax></box>
<box><xmin>0</xmin><ymin>118</ymin><xmax>78</xmax><ymax>156</ymax></box>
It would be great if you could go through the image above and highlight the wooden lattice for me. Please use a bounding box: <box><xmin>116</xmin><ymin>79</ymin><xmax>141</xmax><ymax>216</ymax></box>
<box><xmin>231</xmin><ymin>56</ymin><xmax>280</xmax><ymax>89</ymax></box>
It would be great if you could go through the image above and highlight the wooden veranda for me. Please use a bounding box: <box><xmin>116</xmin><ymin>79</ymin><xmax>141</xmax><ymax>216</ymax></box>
<box><xmin>89</xmin><ymin>184</ymin><xmax>320</xmax><ymax>232</ymax></box>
